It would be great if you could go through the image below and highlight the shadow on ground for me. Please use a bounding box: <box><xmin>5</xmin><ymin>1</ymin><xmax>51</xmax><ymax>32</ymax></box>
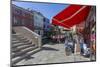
<box><xmin>25</xmin><ymin>56</ymin><xmax>34</xmax><ymax>61</ymax></box>
<box><xmin>41</xmin><ymin>46</ymin><xmax>59</xmax><ymax>51</ymax></box>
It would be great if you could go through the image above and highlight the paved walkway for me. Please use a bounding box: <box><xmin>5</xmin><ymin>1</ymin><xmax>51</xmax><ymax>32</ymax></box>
<box><xmin>16</xmin><ymin>43</ymin><xmax>91</xmax><ymax>65</ymax></box>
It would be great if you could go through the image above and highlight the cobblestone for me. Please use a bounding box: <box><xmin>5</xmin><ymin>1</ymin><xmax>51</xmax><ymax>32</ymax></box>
<box><xmin>16</xmin><ymin>43</ymin><xmax>91</xmax><ymax>65</ymax></box>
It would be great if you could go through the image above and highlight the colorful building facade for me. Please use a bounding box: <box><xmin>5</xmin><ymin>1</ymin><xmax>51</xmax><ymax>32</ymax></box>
<box><xmin>32</xmin><ymin>11</ymin><xmax>45</xmax><ymax>36</ymax></box>
<box><xmin>12</xmin><ymin>4</ymin><xmax>34</xmax><ymax>31</ymax></box>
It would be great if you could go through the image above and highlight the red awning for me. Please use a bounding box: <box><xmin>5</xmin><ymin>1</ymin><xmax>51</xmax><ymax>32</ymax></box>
<box><xmin>52</xmin><ymin>5</ymin><xmax>91</xmax><ymax>28</ymax></box>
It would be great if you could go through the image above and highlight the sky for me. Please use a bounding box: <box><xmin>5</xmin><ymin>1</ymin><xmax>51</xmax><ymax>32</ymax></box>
<box><xmin>12</xmin><ymin>1</ymin><xmax>69</xmax><ymax>21</ymax></box>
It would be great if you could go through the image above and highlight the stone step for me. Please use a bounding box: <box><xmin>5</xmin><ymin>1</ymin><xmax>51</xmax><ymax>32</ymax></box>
<box><xmin>12</xmin><ymin>41</ymin><xmax>21</xmax><ymax>44</ymax></box>
<box><xmin>12</xmin><ymin>38</ymin><xmax>18</xmax><ymax>41</ymax></box>
<box><xmin>12</xmin><ymin>41</ymin><xmax>32</xmax><ymax>48</ymax></box>
<box><xmin>12</xmin><ymin>44</ymin><xmax>35</xmax><ymax>52</ymax></box>
<box><xmin>12</xmin><ymin>46</ymin><xmax>38</xmax><ymax>58</ymax></box>
<box><xmin>16</xmin><ymin>35</ymin><xmax>24</xmax><ymax>38</ymax></box>
<box><xmin>20</xmin><ymin>39</ymin><xmax>30</xmax><ymax>43</ymax></box>
<box><xmin>12</xmin><ymin>39</ymin><xmax>18</xmax><ymax>41</ymax></box>
<box><xmin>12</xmin><ymin>34</ymin><xmax>26</xmax><ymax>40</ymax></box>
<box><xmin>12</xmin><ymin>48</ymin><xmax>41</xmax><ymax>65</ymax></box>
<box><xmin>12</xmin><ymin>37</ymin><xmax>27</xmax><ymax>41</ymax></box>
<box><xmin>16</xmin><ymin>37</ymin><xmax>27</xmax><ymax>41</ymax></box>
<box><xmin>12</xmin><ymin>34</ymin><xmax>20</xmax><ymax>37</ymax></box>
<box><xmin>12</xmin><ymin>37</ymin><xmax>30</xmax><ymax>43</ymax></box>
<box><xmin>15</xmin><ymin>37</ymin><xmax>27</xmax><ymax>41</ymax></box>
<box><xmin>12</xmin><ymin>43</ymin><xmax>24</xmax><ymax>48</ymax></box>
<box><xmin>12</xmin><ymin>35</ymin><xmax>25</xmax><ymax>39</ymax></box>
<box><xmin>12</xmin><ymin>39</ymin><xmax>30</xmax><ymax>44</ymax></box>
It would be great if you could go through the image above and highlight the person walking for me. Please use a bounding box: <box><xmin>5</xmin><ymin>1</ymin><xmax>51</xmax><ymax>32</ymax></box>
<box><xmin>79</xmin><ymin>36</ymin><xmax>84</xmax><ymax>55</ymax></box>
<box><xmin>64</xmin><ymin>36</ymin><xmax>72</xmax><ymax>56</ymax></box>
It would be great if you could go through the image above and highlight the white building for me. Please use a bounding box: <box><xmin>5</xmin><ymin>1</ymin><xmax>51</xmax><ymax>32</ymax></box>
<box><xmin>33</xmin><ymin>11</ymin><xmax>44</xmax><ymax>36</ymax></box>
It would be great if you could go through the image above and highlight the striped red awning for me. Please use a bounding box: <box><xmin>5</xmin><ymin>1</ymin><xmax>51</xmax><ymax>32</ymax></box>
<box><xmin>52</xmin><ymin>5</ymin><xmax>91</xmax><ymax>28</ymax></box>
